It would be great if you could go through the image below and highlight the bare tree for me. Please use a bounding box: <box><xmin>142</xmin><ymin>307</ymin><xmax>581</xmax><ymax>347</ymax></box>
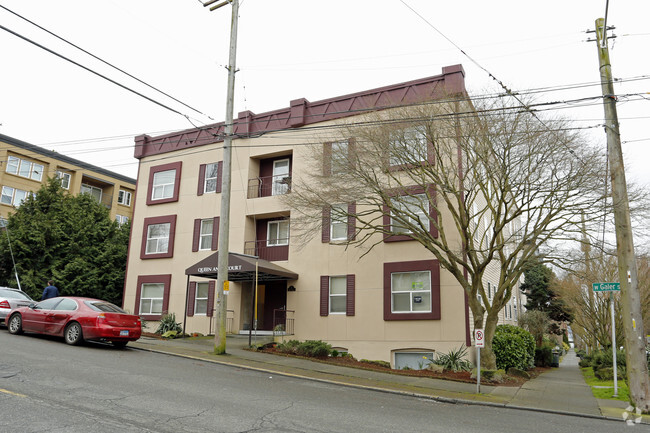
<box><xmin>286</xmin><ymin>94</ymin><xmax>608</xmax><ymax>369</ymax></box>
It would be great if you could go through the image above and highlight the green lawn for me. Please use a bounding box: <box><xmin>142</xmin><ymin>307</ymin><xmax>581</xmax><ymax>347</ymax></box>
<box><xmin>581</xmin><ymin>367</ymin><xmax>630</xmax><ymax>402</ymax></box>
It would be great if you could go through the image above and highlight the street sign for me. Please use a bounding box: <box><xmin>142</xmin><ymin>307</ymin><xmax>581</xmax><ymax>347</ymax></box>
<box><xmin>592</xmin><ymin>282</ymin><xmax>620</xmax><ymax>292</ymax></box>
<box><xmin>474</xmin><ymin>329</ymin><xmax>485</xmax><ymax>348</ymax></box>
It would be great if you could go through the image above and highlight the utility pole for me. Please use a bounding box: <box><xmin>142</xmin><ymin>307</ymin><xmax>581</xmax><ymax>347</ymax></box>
<box><xmin>594</xmin><ymin>17</ymin><xmax>650</xmax><ymax>412</ymax></box>
<box><xmin>203</xmin><ymin>0</ymin><xmax>239</xmax><ymax>355</ymax></box>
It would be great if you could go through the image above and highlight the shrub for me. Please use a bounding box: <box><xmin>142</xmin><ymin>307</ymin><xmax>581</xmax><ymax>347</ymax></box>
<box><xmin>492</xmin><ymin>324</ymin><xmax>535</xmax><ymax>371</ymax></box>
<box><xmin>535</xmin><ymin>343</ymin><xmax>554</xmax><ymax>367</ymax></box>
<box><xmin>360</xmin><ymin>359</ymin><xmax>391</xmax><ymax>369</ymax></box>
<box><xmin>590</xmin><ymin>349</ymin><xmax>625</xmax><ymax>372</ymax></box>
<box><xmin>155</xmin><ymin>313</ymin><xmax>182</xmax><ymax>335</ymax></box>
<box><xmin>296</xmin><ymin>340</ymin><xmax>332</xmax><ymax>357</ymax></box>
<box><xmin>432</xmin><ymin>346</ymin><xmax>473</xmax><ymax>372</ymax></box>
<box><xmin>276</xmin><ymin>339</ymin><xmax>301</xmax><ymax>354</ymax></box>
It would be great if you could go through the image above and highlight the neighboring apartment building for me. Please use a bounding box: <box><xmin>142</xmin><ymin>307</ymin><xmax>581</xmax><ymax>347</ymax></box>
<box><xmin>123</xmin><ymin>64</ymin><xmax>520</xmax><ymax>367</ymax></box>
<box><xmin>0</xmin><ymin>134</ymin><xmax>136</xmax><ymax>223</ymax></box>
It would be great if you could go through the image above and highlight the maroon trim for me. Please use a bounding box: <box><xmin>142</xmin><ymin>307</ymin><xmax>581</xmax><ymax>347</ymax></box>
<box><xmin>216</xmin><ymin>161</ymin><xmax>223</xmax><ymax>194</ymax></box>
<box><xmin>383</xmin><ymin>185</ymin><xmax>438</xmax><ymax>242</ymax></box>
<box><xmin>140</xmin><ymin>215</ymin><xmax>177</xmax><ymax>259</ymax></box>
<box><xmin>135</xmin><ymin>274</ymin><xmax>171</xmax><ymax>321</ymax></box>
<box><xmin>321</xmin><ymin>207</ymin><xmax>330</xmax><ymax>243</ymax></box>
<box><xmin>346</xmin><ymin>274</ymin><xmax>355</xmax><ymax>316</ymax></box>
<box><xmin>187</xmin><ymin>282</ymin><xmax>196</xmax><ymax>316</ymax></box>
<box><xmin>197</xmin><ymin>164</ymin><xmax>206</xmax><ymax>196</ymax></box>
<box><xmin>211</xmin><ymin>217</ymin><xmax>220</xmax><ymax>251</ymax></box>
<box><xmin>383</xmin><ymin>260</ymin><xmax>441</xmax><ymax>321</ymax></box>
<box><xmin>146</xmin><ymin>161</ymin><xmax>182</xmax><ymax>205</ymax></box>
<box><xmin>192</xmin><ymin>219</ymin><xmax>201</xmax><ymax>252</ymax></box>
<box><xmin>121</xmin><ymin>164</ymin><xmax>140</xmax><ymax>309</ymax></box>
<box><xmin>320</xmin><ymin>276</ymin><xmax>329</xmax><ymax>316</ymax></box>
<box><xmin>323</xmin><ymin>142</ymin><xmax>332</xmax><ymax>176</ymax></box>
<box><xmin>207</xmin><ymin>281</ymin><xmax>215</xmax><ymax>316</ymax></box>
<box><xmin>134</xmin><ymin>65</ymin><xmax>466</xmax><ymax>159</ymax></box>
<box><xmin>347</xmin><ymin>202</ymin><xmax>356</xmax><ymax>241</ymax></box>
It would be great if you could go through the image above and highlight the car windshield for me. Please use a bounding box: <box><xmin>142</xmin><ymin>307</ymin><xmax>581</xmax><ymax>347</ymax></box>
<box><xmin>84</xmin><ymin>301</ymin><xmax>127</xmax><ymax>314</ymax></box>
<box><xmin>0</xmin><ymin>289</ymin><xmax>31</xmax><ymax>300</ymax></box>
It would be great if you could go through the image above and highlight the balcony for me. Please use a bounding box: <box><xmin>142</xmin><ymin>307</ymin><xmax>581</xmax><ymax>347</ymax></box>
<box><xmin>247</xmin><ymin>174</ymin><xmax>291</xmax><ymax>199</ymax></box>
<box><xmin>244</xmin><ymin>239</ymin><xmax>289</xmax><ymax>261</ymax></box>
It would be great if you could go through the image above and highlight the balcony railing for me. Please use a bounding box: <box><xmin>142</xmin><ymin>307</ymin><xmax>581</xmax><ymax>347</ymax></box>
<box><xmin>247</xmin><ymin>174</ymin><xmax>291</xmax><ymax>199</ymax></box>
<box><xmin>273</xmin><ymin>308</ymin><xmax>295</xmax><ymax>336</ymax></box>
<box><xmin>244</xmin><ymin>239</ymin><xmax>289</xmax><ymax>261</ymax></box>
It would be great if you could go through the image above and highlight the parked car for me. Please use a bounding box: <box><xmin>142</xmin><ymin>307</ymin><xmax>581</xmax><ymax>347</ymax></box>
<box><xmin>6</xmin><ymin>296</ymin><xmax>141</xmax><ymax>347</ymax></box>
<box><xmin>0</xmin><ymin>287</ymin><xmax>34</xmax><ymax>324</ymax></box>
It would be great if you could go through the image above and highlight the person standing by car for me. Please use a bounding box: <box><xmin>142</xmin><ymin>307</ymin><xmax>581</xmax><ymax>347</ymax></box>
<box><xmin>41</xmin><ymin>280</ymin><xmax>59</xmax><ymax>300</ymax></box>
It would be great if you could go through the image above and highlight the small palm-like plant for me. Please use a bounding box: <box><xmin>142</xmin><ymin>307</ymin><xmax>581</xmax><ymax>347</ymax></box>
<box><xmin>433</xmin><ymin>346</ymin><xmax>473</xmax><ymax>372</ymax></box>
<box><xmin>155</xmin><ymin>312</ymin><xmax>182</xmax><ymax>335</ymax></box>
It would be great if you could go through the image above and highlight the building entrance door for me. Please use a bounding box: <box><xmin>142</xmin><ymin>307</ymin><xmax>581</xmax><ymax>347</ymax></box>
<box><xmin>253</xmin><ymin>281</ymin><xmax>287</xmax><ymax>331</ymax></box>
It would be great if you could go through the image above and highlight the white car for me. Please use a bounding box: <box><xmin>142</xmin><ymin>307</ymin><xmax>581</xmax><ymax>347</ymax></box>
<box><xmin>0</xmin><ymin>287</ymin><xmax>33</xmax><ymax>324</ymax></box>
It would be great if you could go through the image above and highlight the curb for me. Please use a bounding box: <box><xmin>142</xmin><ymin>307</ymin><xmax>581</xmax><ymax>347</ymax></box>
<box><xmin>130</xmin><ymin>344</ymin><xmax>641</xmax><ymax>424</ymax></box>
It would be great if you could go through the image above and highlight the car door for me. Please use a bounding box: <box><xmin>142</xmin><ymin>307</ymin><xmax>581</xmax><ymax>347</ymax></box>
<box><xmin>22</xmin><ymin>298</ymin><xmax>62</xmax><ymax>333</ymax></box>
<box><xmin>44</xmin><ymin>298</ymin><xmax>78</xmax><ymax>335</ymax></box>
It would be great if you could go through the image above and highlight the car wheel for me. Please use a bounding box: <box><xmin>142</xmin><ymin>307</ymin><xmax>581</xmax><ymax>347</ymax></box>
<box><xmin>64</xmin><ymin>322</ymin><xmax>83</xmax><ymax>345</ymax></box>
<box><xmin>112</xmin><ymin>341</ymin><xmax>128</xmax><ymax>348</ymax></box>
<box><xmin>8</xmin><ymin>314</ymin><xmax>23</xmax><ymax>335</ymax></box>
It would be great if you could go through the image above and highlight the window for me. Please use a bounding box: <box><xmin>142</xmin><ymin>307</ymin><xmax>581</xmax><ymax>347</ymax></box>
<box><xmin>56</xmin><ymin>171</ymin><xmax>71</xmax><ymax>189</ymax></box>
<box><xmin>135</xmin><ymin>275</ymin><xmax>171</xmax><ymax>320</ymax></box>
<box><xmin>139</xmin><ymin>283</ymin><xmax>164</xmax><ymax>315</ymax></box>
<box><xmin>331</xmin><ymin>140</ymin><xmax>349</xmax><ymax>174</ymax></box>
<box><xmin>330</xmin><ymin>204</ymin><xmax>348</xmax><ymax>241</ymax></box>
<box><xmin>389</xmin><ymin>127</ymin><xmax>428</xmax><ymax>167</ymax></box>
<box><xmin>116</xmin><ymin>215</ymin><xmax>129</xmax><ymax>226</ymax></box>
<box><xmin>384</xmin><ymin>260</ymin><xmax>440</xmax><ymax>321</ymax></box>
<box><xmin>204</xmin><ymin>163</ymin><xmax>219</xmax><ymax>194</ymax></box>
<box><xmin>54</xmin><ymin>298</ymin><xmax>78</xmax><ymax>311</ymax></box>
<box><xmin>199</xmin><ymin>219</ymin><xmax>213</xmax><ymax>250</ymax></box>
<box><xmin>383</xmin><ymin>186</ymin><xmax>437</xmax><ymax>242</ymax></box>
<box><xmin>141</xmin><ymin>215</ymin><xmax>177</xmax><ymax>259</ymax></box>
<box><xmin>195</xmin><ymin>282</ymin><xmax>209</xmax><ymax>315</ymax></box>
<box><xmin>147</xmin><ymin>162</ymin><xmax>182</xmax><ymax>205</ymax></box>
<box><xmin>391</xmin><ymin>270</ymin><xmax>431</xmax><ymax>313</ymax></box>
<box><xmin>146</xmin><ymin>223</ymin><xmax>170</xmax><ymax>254</ymax></box>
<box><xmin>320</xmin><ymin>275</ymin><xmax>355</xmax><ymax>316</ymax></box>
<box><xmin>267</xmin><ymin>220</ymin><xmax>289</xmax><ymax>246</ymax></box>
<box><xmin>322</xmin><ymin>203</ymin><xmax>356</xmax><ymax>243</ymax></box>
<box><xmin>118</xmin><ymin>190</ymin><xmax>132</xmax><ymax>206</ymax></box>
<box><xmin>6</xmin><ymin>156</ymin><xmax>44</xmax><ymax>181</ymax></box>
<box><xmin>390</xmin><ymin>194</ymin><xmax>429</xmax><ymax>234</ymax></box>
<box><xmin>1</xmin><ymin>186</ymin><xmax>32</xmax><ymax>207</ymax></box>
<box><xmin>81</xmin><ymin>184</ymin><xmax>102</xmax><ymax>202</ymax></box>
<box><xmin>329</xmin><ymin>276</ymin><xmax>346</xmax><ymax>314</ymax></box>
<box><xmin>272</xmin><ymin>159</ymin><xmax>291</xmax><ymax>196</ymax></box>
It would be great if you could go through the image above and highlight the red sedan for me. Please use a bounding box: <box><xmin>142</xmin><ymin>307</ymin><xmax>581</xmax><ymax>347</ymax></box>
<box><xmin>6</xmin><ymin>296</ymin><xmax>141</xmax><ymax>347</ymax></box>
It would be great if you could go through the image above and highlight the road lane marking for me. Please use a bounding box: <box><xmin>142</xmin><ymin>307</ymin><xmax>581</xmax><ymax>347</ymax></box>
<box><xmin>0</xmin><ymin>388</ymin><xmax>26</xmax><ymax>398</ymax></box>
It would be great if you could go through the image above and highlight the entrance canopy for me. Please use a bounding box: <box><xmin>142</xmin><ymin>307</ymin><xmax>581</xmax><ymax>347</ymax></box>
<box><xmin>185</xmin><ymin>251</ymin><xmax>298</xmax><ymax>282</ymax></box>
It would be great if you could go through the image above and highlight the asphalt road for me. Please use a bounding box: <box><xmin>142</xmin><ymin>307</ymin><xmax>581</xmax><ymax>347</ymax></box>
<box><xmin>0</xmin><ymin>330</ymin><xmax>632</xmax><ymax>433</ymax></box>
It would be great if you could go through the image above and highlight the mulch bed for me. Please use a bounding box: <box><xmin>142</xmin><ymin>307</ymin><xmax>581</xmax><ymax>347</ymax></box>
<box><xmin>256</xmin><ymin>346</ymin><xmax>549</xmax><ymax>387</ymax></box>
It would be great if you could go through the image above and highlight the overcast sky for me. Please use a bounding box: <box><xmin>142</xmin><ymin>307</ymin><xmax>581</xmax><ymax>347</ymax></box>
<box><xmin>0</xmin><ymin>0</ymin><xmax>648</xmax><ymax>186</ymax></box>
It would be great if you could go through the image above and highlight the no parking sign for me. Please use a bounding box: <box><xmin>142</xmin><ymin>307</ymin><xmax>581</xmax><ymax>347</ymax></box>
<box><xmin>474</xmin><ymin>329</ymin><xmax>485</xmax><ymax>348</ymax></box>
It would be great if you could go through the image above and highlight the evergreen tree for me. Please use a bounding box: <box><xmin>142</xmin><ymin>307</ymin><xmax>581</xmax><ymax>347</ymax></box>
<box><xmin>0</xmin><ymin>177</ymin><xmax>129</xmax><ymax>305</ymax></box>
<box><xmin>521</xmin><ymin>260</ymin><xmax>573</xmax><ymax>331</ymax></box>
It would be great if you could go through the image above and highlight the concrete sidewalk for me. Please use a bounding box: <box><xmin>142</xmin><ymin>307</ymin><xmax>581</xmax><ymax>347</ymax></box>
<box><xmin>130</xmin><ymin>335</ymin><xmax>644</xmax><ymax>424</ymax></box>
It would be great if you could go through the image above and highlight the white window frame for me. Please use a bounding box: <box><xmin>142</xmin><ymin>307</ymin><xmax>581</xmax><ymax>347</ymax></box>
<box><xmin>390</xmin><ymin>194</ymin><xmax>429</xmax><ymax>234</ymax></box>
<box><xmin>194</xmin><ymin>282</ymin><xmax>209</xmax><ymax>316</ymax></box>
<box><xmin>330</xmin><ymin>204</ymin><xmax>348</xmax><ymax>241</ymax></box>
<box><xmin>329</xmin><ymin>276</ymin><xmax>347</xmax><ymax>314</ymax></box>
<box><xmin>151</xmin><ymin>169</ymin><xmax>176</xmax><ymax>200</ymax></box>
<box><xmin>116</xmin><ymin>215</ymin><xmax>129</xmax><ymax>226</ymax></box>
<box><xmin>145</xmin><ymin>223</ymin><xmax>171</xmax><ymax>254</ymax></box>
<box><xmin>1</xmin><ymin>186</ymin><xmax>32</xmax><ymax>207</ymax></box>
<box><xmin>390</xmin><ymin>270</ymin><xmax>432</xmax><ymax>314</ymax></box>
<box><xmin>204</xmin><ymin>163</ymin><xmax>219</xmax><ymax>194</ymax></box>
<box><xmin>199</xmin><ymin>219</ymin><xmax>213</xmax><ymax>250</ymax></box>
<box><xmin>6</xmin><ymin>156</ymin><xmax>19</xmax><ymax>175</ymax></box>
<box><xmin>6</xmin><ymin>156</ymin><xmax>44</xmax><ymax>181</ymax></box>
<box><xmin>271</xmin><ymin>159</ymin><xmax>290</xmax><ymax>196</ymax></box>
<box><xmin>139</xmin><ymin>283</ymin><xmax>164</xmax><ymax>315</ymax></box>
<box><xmin>267</xmin><ymin>220</ymin><xmax>289</xmax><ymax>246</ymax></box>
<box><xmin>56</xmin><ymin>171</ymin><xmax>71</xmax><ymax>189</ymax></box>
<box><xmin>118</xmin><ymin>189</ymin><xmax>132</xmax><ymax>206</ymax></box>
<box><xmin>81</xmin><ymin>183</ymin><xmax>102</xmax><ymax>203</ymax></box>
<box><xmin>389</xmin><ymin>127</ymin><xmax>427</xmax><ymax>166</ymax></box>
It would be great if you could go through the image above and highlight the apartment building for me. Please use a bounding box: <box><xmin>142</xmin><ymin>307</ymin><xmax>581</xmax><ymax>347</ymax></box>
<box><xmin>123</xmin><ymin>65</ymin><xmax>522</xmax><ymax>366</ymax></box>
<box><xmin>0</xmin><ymin>134</ymin><xmax>135</xmax><ymax>223</ymax></box>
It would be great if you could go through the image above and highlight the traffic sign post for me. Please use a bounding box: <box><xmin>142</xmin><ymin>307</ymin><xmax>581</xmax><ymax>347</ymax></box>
<box><xmin>474</xmin><ymin>329</ymin><xmax>484</xmax><ymax>394</ymax></box>
<box><xmin>593</xmin><ymin>283</ymin><xmax>619</xmax><ymax>397</ymax></box>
